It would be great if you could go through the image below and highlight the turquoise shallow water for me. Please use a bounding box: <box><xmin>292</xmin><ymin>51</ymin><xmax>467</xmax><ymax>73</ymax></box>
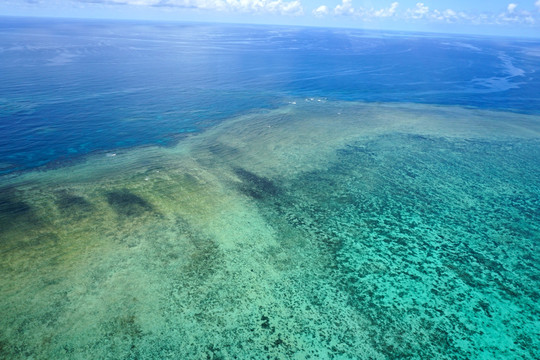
<box><xmin>1</xmin><ymin>101</ymin><xmax>539</xmax><ymax>358</ymax></box>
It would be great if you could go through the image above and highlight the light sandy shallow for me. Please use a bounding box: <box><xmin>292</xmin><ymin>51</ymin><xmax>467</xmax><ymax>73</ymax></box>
<box><xmin>1</xmin><ymin>100</ymin><xmax>539</xmax><ymax>359</ymax></box>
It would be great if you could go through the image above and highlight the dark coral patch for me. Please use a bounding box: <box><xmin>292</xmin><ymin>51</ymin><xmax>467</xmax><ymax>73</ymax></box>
<box><xmin>207</xmin><ymin>143</ymin><xmax>240</xmax><ymax>157</ymax></box>
<box><xmin>56</xmin><ymin>192</ymin><xmax>93</xmax><ymax>214</ymax></box>
<box><xmin>0</xmin><ymin>188</ymin><xmax>35</xmax><ymax>234</ymax></box>
<box><xmin>234</xmin><ymin>167</ymin><xmax>280</xmax><ymax>200</ymax></box>
<box><xmin>106</xmin><ymin>190</ymin><xmax>153</xmax><ymax>217</ymax></box>
<box><xmin>0</xmin><ymin>196</ymin><xmax>31</xmax><ymax>216</ymax></box>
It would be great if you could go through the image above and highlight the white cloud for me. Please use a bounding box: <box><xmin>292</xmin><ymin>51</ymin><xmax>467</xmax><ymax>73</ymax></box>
<box><xmin>334</xmin><ymin>0</ymin><xmax>354</xmax><ymax>15</ymax></box>
<box><xmin>188</xmin><ymin>0</ymin><xmax>303</xmax><ymax>15</ymax></box>
<box><xmin>403</xmin><ymin>2</ymin><xmax>470</xmax><ymax>23</ymax></box>
<box><xmin>279</xmin><ymin>0</ymin><xmax>303</xmax><ymax>15</ymax></box>
<box><xmin>372</xmin><ymin>1</ymin><xmax>398</xmax><ymax>18</ymax></box>
<box><xmin>399</xmin><ymin>2</ymin><xmax>537</xmax><ymax>25</ymax></box>
<box><xmin>313</xmin><ymin>5</ymin><xmax>328</xmax><ymax>17</ymax></box>
<box><xmin>80</xmin><ymin>0</ymin><xmax>304</xmax><ymax>15</ymax></box>
<box><xmin>430</xmin><ymin>8</ymin><xmax>456</xmax><ymax>22</ymax></box>
<box><xmin>497</xmin><ymin>2</ymin><xmax>535</xmax><ymax>24</ymax></box>
<box><xmin>329</xmin><ymin>1</ymin><xmax>399</xmax><ymax>19</ymax></box>
<box><xmin>77</xmin><ymin>0</ymin><xmax>540</xmax><ymax>24</ymax></box>
<box><xmin>405</xmin><ymin>2</ymin><xmax>429</xmax><ymax>19</ymax></box>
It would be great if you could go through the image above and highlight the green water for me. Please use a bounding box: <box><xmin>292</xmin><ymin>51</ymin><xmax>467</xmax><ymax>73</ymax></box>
<box><xmin>1</xmin><ymin>101</ymin><xmax>539</xmax><ymax>359</ymax></box>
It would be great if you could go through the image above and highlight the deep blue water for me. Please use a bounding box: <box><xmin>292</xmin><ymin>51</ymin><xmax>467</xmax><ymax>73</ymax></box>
<box><xmin>1</xmin><ymin>16</ymin><xmax>539</xmax><ymax>174</ymax></box>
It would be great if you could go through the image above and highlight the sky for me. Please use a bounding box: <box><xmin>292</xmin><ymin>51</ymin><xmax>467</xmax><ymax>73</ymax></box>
<box><xmin>1</xmin><ymin>0</ymin><xmax>540</xmax><ymax>37</ymax></box>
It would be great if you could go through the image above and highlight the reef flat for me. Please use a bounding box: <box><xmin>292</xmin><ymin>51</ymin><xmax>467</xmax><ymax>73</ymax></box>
<box><xmin>1</xmin><ymin>101</ymin><xmax>539</xmax><ymax>359</ymax></box>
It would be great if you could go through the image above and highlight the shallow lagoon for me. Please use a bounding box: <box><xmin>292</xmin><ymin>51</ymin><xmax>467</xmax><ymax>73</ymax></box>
<box><xmin>1</xmin><ymin>100</ymin><xmax>539</xmax><ymax>359</ymax></box>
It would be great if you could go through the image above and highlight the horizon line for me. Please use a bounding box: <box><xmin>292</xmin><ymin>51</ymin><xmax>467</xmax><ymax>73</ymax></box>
<box><xmin>2</xmin><ymin>14</ymin><xmax>540</xmax><ymax>40</ymax></box>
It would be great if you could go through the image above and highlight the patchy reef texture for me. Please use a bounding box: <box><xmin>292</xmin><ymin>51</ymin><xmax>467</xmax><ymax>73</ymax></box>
<box><xmin>1</xmin><ymin>101</ymin><xmax>539</xmax><ymax>359</ymax></box>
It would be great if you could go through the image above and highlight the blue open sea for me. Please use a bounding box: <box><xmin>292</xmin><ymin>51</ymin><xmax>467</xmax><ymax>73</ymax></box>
<box><xmin>1</xmin><ymin>17</ymin><xmax>539</xmax><ymax>174</ymax></box>
<box><xmin>1</xmin><ymin>17</ymin><xmax>539</xmax><ymax>359</ymax></box>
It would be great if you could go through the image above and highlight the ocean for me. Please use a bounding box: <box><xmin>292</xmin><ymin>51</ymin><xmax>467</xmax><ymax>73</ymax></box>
<box><xmin>0</xmin><ymin>17</ymin><xmax>539</xmax><ymax>359</ymax></box>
